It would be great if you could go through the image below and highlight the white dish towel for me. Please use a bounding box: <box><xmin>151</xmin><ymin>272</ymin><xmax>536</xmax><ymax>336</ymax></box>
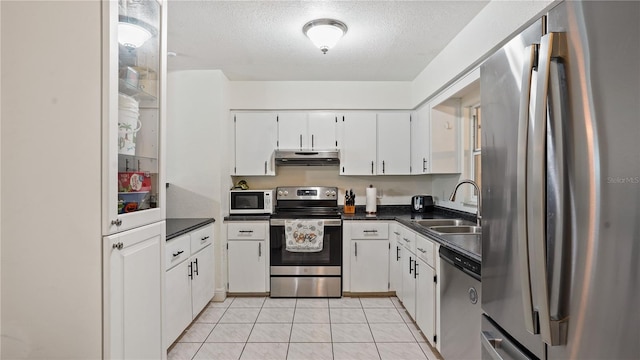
<box><xmin>285</xmin><ymin>219</ymin><xmax>324</xmax><ymax>252</ymax></box>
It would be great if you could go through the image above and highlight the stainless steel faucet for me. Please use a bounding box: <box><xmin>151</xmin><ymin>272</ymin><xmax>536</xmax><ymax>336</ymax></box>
<box><xmin>449</xmin><ymin>179</ymin><xmax>481</xmax><ymax>226</ymax></box>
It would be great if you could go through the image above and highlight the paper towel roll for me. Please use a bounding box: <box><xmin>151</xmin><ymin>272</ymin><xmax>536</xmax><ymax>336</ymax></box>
<box><xmin>366</xmin><ymin>186</ymin><xmax>377</xmax><ymax>214</ymax></box>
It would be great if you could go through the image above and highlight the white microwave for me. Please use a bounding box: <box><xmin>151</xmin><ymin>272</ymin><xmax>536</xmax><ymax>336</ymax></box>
<box><xmin>229</xmin><ymin>189</ymin><xmax>274</xmax><ymax>215</ymax></box>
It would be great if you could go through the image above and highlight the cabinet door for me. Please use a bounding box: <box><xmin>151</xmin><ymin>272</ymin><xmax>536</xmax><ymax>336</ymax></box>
<box><xmin>277</xmin><ymin>112</ymin><xmax>308</xmax><ymax>150</ymax></box>
<box><xmin>339</xmin><ymin>113</ymin><xmax>377</xmax><ymax>175</ymax></box>
<box><xmin>165</xmin><ymin>260</ymin><xmax>192</xmax><ymax>345</ymax></box>
<box><xmin>416</xmin><ymin>258</ymin><xmax>436</xmax><ymax>345</ymax></box>
<box><xmin>308</xmin><ymin>113</ymin><xmax>337</xmax><ymax>150</ymax></box>
<box><xmin>389</xmin><ymin>228</ymin><xmax>403</xmax><ymax>294</ymax></box>
<box><xmin>234</xmin><ymin>113</ymin><xmax>277</xmax><ymax>175</ymax></box>
<box><xmin>105</xmin><ymin>222</ymin><xmax>164</xmax><ymax>360</ymax></box>
<box><xmin>377</xmin><ymin>113</ymin><xmax>411</xmax><ymax>175</ymax></box>
<box><xmin>429</xmin><ymin>101</ymin><xmax>460</xmax><ymax>174</ymax></box>
<box><xmin>103</xmin><ymin>0</ymin><xmax>166</xmax><ymax>235</ymax></box>
<box><xmin>191</xmin><ymin>244</ymin><xmax>216</xmax><ymax>317</ymax></box>
<box><xmin>411</xmin><ymin>107</ymin><xmax>431</xmax><ymax>174</ymax></box>
<box><xmin>401</xmin><ymin>249</ymin><xmax>417</xmax><ymax>319</ymax></box>
<box><xmin>350</xmin><ymin>240</ymin><xmax>390</xmax><ymax>293</ymax></box>
<box><xmin>227</xmin><ymin>241</ymin><xmax>266</xmax><ymax>293</ymax></box>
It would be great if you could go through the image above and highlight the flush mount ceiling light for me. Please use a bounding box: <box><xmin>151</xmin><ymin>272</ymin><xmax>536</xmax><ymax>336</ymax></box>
<box><xmin>118</xmin><ymin>16</ymin><xmax>153</xmax><ymax>48</ymax></box>
<box><xmin>303</xmin><ymin>18</ymin><xmax>348</xmax><ymax>54</ymax></box>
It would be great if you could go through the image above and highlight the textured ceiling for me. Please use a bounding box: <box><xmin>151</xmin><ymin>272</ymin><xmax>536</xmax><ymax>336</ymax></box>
<box><xmin>167</xmin><ymin>1</ymin><xmax>490</xmax><ymax>81</ymax></box>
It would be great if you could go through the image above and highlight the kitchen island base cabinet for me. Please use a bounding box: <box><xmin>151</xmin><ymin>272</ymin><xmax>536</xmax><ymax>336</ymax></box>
<box><xmin>226</xmin><ymin>222</ymin><xmax>269</xmax><ymax>294</ymax></box>
<box><xmin>164</xmin><ymin>224</ymin><xmax>215</xmax><ymax>346</ymax></box>
<box><xmin>104</xmin><ymin>221</ymin><xmax>165</xmax><ymax>360</ymax></box>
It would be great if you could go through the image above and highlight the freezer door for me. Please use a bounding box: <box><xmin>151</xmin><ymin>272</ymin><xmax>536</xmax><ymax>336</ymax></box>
<box><xmin>543</xmin><ymin>1</ymin><xmax>640</xmax><ymax>358</ymax></box>
<box><xmin>480</xmin><ymin>18</ymin><xmax>546</xmax><ymax>360</ymax></box>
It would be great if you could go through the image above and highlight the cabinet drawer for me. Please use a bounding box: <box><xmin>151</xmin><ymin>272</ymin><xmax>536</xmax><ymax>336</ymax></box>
<box><xmin>415</xmin><ymin>234</ymin><xmax>435</xmax><ymax>267</ymax></box>
<box><xmin>227</xmin><ymin>222</ymin><xmax>266</xmax><ymax>240</ymax></box>
<box><xmin>351</xmin><ymin>222</ymin><xmax>389</xmax><ymax>239</ymax></box>
<box><xmin>166</xmin><ymin>234</ymin><xmax>191</xmax><ymax>270</ymax></box>
<box><xmin>191</xmin><ymin>224</ymin><xmax>214</xmax><ymax>254</ymax></box>
<box><xmin>399</xmin><ymin>227</ymin><xmax>416</xmax><ymax>254</ymax></box>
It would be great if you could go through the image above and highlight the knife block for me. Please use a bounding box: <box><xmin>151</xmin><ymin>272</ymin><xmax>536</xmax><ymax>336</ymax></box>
<box><xmin>344</xmin><ymin>205</ymin><xmax>355</xmax><ymax>214</ymax></box>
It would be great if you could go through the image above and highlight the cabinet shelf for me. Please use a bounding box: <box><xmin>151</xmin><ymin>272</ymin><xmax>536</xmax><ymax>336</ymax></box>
<box><xmin>119</xmin><ymin>79</ymin><xmax>157</xmax><ymax>101</ymax></box>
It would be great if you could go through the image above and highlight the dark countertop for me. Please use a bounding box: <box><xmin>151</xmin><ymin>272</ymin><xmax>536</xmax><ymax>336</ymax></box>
<box><xmin>344</xmin><ymin>205</ymin><xmax>481</xmax><ymax>262</ymax></box>
<box><xmin>167</xmin><ymin>218</ymin><xmax>215</xmax><ymax>240</ymax></box>
<box><xmin>220</xmin><ymin>205</ymin><xmax>481</xmax><ymax>262</ymax></box>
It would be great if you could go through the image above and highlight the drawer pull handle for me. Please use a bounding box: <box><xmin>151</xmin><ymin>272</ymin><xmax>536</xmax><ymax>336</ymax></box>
<box><xmin>239</xmin><ymin>230</ymin><xmax>254</xmax><ymax>233</ymax></box>
<box><xmin>417</xmin><ymin>247</ymin><xmax>427</xmax><ymax>253</ymax></box>
<box><xmin>403</xmin><ymin>238</ymin><xmax>410</xmax><ymax>243</ymax></box>
<box><xmin>393</xmin><ymin>231</ymin><xmax>400</xmax><ymax>235</ymax></box>
<box><xmin>363</xmin><ymin>230</ymin><xmax>378</xmax><ymax>233</ymax></box>
<box><xmin>201</xmin><ymin>236</ymin><xmax>210</xmax><ymax>241</ymax></box>
<box><xmin>172</xmin><ymin>250</ymin><xmax>184</xmax><ymax>257</ymax></box>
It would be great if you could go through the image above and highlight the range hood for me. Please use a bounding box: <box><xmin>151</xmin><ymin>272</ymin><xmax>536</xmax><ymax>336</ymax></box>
<box><xmin>274</xmin><ymin>150</ymin><xmax>340</xmax><ymax>166</ymax></box>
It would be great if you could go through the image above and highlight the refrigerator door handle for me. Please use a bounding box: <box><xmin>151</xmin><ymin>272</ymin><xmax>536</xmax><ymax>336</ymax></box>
<box><xmin>517</xmin><ymin>43</ymin><xmax>538</xmax><ymax>336</ymax></box>
<box><xmin>531</xmin><ymin>31</ymin><xmax>569</xmax><ymax>347</ymax></box>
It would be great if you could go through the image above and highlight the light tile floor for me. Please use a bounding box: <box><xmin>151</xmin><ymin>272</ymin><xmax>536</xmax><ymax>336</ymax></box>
<box><xmin>168</xmin><ymin>296</ymin><xmax>441</xmax><ymax>360</ymax></box>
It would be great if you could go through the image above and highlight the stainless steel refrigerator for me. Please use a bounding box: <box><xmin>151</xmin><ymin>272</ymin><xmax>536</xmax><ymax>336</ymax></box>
<box><xmin>481</xmin><ymin>1</ymin><xmax>640</xmax><ymax>359</ymax></box>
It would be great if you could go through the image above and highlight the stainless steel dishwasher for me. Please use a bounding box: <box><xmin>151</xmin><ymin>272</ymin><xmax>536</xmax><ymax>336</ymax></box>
<box><xmin>440</xmin><ymin>246</ymin><xmax>482</xmax><ymax>360</ymax></box>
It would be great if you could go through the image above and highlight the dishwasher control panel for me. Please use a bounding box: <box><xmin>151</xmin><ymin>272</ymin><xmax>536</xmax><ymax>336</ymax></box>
<box><xmin>439</xmin><ymin>247</ymin><xmax>481</xmax><ymax>278</ymax></box>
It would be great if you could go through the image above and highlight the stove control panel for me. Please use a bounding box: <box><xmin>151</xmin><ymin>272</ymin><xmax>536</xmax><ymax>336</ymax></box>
<box><xmin>276</xmin><ymin>186</ymin><xmax>338</xmax><ymax>200</ymax></box>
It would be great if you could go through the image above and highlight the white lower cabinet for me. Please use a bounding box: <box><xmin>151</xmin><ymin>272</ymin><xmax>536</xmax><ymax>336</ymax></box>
<box><xmin>164</xmin><ymin>224</ymin><xmax>215</xmax><ymax>346</ymax></box>
<box><xmin>350</xmin><ymin>239</ymin><xmax>390</xmax><ymax>292</ymax></box>
<box><xmin>390</xmin><ymin>224</ymin><xmax>439</xmax><ymax>348</ymax></box>
<box><xmin>347</xmin><ymin>221</ymin><xmax>390</xmax><ymax>293</ymax></box>
<box><xmin>389</xmin><ymin>223</ymin><xmax>403</xmax><ymax>293</ymax></box>
<box><xmin>415</xmin><ymin>234</ymin><xmax>437</xmax><ymax>344</ymax></box>
<box><xmin>227</xmin><ymin>222</ymin><xmax>269</xmax><ymax>293</ymax></box>
<box><xmin>104</xmin><ymin>221</ymin><xmax>165</xmax><ymax>360</ymax></box>
<box><xmin>401</xmin><ymin>246</ymin><xmax>417</xmax><ymax>319</ymax></box>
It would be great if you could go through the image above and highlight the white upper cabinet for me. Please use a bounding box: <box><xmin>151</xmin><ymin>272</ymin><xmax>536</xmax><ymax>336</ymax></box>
<box><xmin>377</xmin><ymin>112</ymin><xmax>411</xmax><ymax>175</ymax></box>
<box><xmin>308</xmin><ymin>113</ymin><xmax>338</xmax><ymax>150</ymax></box>
<box><xmin>429</xmin><ymin>100</ymin><xmax>461</xmax><ymax>174</ymax></box>
<box><xmin>234</xmin><ymin>113</ymin><xmax>277</xmax><ymax>176</ymax></box>
<box><xmin>338</xmin><ymin>113</ymin><xmax>377</xmax><ymax>175</ymax></box>
<box><xmin>277</xmin><ymin>112</ymin><xmax>308</xmax><ymax>150</ymax></box>
<box><xmin>277</xmin><ymin>112</ymin><xmax>337</xmax><ymax>150</ymax></box>
<box><xmin>411</xmin><ymin>107</ymin><xmax>431</xmax><ymax>174</ymax></box>
<box><xmin>103</xmin><ymin>0</ymin><xmax>167</xmax><ymax>235</ymax></box>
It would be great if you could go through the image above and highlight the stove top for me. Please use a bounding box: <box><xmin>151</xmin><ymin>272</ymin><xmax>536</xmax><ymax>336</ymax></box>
<box><xmin>273</xmin><ymin>186</ymin><xmax>340</xmax><ymax>218</ymax></box>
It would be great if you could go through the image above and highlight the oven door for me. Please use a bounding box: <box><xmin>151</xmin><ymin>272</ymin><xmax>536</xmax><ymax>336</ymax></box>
<box><xmin>269</xmin><ymin>218</ymin><xmax>342</xmax><ymax>271</ymax></box>
<box><xmin>270</xmin><ymin>218</ymin><xmax>342</xmax><ymax>297</ymax></box>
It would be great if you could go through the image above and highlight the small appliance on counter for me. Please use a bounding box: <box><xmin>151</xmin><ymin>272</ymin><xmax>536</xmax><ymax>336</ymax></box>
<box><xmin>411</xmin><ymin>195</ymin><xmax>434</xmax><ymax>213</ymax></box>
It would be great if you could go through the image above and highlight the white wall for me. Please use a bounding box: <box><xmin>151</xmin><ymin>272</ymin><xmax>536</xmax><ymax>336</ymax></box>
<box><xmin>166</xmin><ymin>69</ymin><xmax>231</xmax><ymax>299</ymax></box>
<box><xmin>230</xmin><ymin>81</ymin><xmax>412</xmax><ymax>110</ymax></box>
<box><xmin>1</xmin><ymin>1</ymin><xmax>102</xmax><ymax>358</ymax></box>
<box><xmin>411</xmin><ymin>0</ymin><xmax>555</xmax><ymax>108</ymax></box>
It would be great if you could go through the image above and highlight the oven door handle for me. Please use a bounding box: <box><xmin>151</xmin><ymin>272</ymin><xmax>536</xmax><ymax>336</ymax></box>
<box><xmin>270</xmin><ymin>219</ymin><xmax>342</xmax><ymax>226</ymax></box>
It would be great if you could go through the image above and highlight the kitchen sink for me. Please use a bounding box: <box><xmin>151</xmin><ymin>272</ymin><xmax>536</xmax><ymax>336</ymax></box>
<box><xmin>429</xmin><ymin>225</ymin><xmax>482</xmax><ymax>234</ymax></box>
<box><xmin>414</xmin><ymin>219</ymin><xmax>474</xmax><ymax>227</ymax></box>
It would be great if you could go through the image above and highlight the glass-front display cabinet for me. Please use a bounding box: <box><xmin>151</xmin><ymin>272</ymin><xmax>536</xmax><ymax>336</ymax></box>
<box><xmin>103</xmin><ymin>0</ymin><xmax>166</xmax><ymax>235</ymax></box>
